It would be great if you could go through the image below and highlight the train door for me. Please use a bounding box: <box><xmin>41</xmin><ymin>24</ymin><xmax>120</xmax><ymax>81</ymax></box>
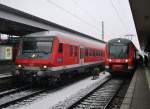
<box><xmin>57</xmin><ymin>43</ymin><xmax>64</xmax><ymax>66</ymax></box>
<box><xmin>80</xmin><ymin>47</ymin><xmax>84</xmax><ymax>65</ymax></box>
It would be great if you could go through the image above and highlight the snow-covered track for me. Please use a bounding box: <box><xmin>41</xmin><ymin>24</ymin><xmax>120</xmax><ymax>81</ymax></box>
<box><xmin>69</xmin><ymin>78</ymin><xmax>123</xmax><ymax>109</ymax></box>
<box><xmin>0</xmin><ymin>86</ymin><xmax>47</xmax><ymax>108</ymax></box>
<box><xmin>52</xmin><ymin>77</ymin><xmax>123</xmax><ymax>109</ymax></box>
<box><xmin>0</xmin><ymin>85</ymin><xmax>31</xmax><ymax>98</ymax></box>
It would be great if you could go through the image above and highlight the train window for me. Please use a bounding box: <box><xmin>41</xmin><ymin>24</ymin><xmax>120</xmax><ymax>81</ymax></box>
<box><xmin>100</xmin><ymin>50</ymin><xmax>102</xmax><ymax>56</ymax></box>
<box><xmin>90</xmin><ymin>49</ymin><xmax>92</xmax><ymax>56</ymax></box>
<box><xmin>96</xmin><ymin>50</ymin><xmax>98</xmax><ymax>56</ymax></box>
<box><xmin>70</xmin><ymin>45</ymin><xmax>73</xmax><ymax>56</ymax></box>
<box><xmin>109</xmin><ymin>44</ymin><xmax>129</xmax><ymax>58</ymax></box>
<box><xmin>97</xmin><ymin>50</ymin><xmax>99</xmax><ymax>56</ymax></box>
<box><xmin>58</xmin><ymin>43</ymin><xmax>63</xmax><ymax>53</ymax></box>
<box><xmin>101</xmin><ymin>51</ymin><xmax>104</xmax><ymax>56</ymax></box>
<box><xmin>74</xmin><ymin>46</ymin><xmax>78</xmax><ymax>56</ymax></box>
<box><xmin>93</xmin><ymin>50</ymin><xmax>96</xmax><ymax>56</ymax></box>
<box><xmin>70</xmin><ymin>45</ymin><xmax>78</xmax><ymax>57</ymax></box>
<box><xmin>85</xmin><ymin>48</ymin><xmax>88</xmax><ymax>56</ymax></box>
<box><xmin>88</xmin><ymin>48</ymin><xmax>90</xmax><ymax>56</ymax></box>
<box><xmin>21</xmin><ymin>37</ymin><xmax>53</xmax><ymax>59</ymax></box>
<box><xmin>98</xmin><ymin>50</ymin><xmax>100</xmax><ymax>56</ymax></box>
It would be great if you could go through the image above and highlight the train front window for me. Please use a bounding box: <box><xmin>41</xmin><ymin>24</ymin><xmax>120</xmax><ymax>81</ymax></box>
<box><xmin>20</xmin><ymin>37</ymin><xmax>53</xmax><ymax>59</ymax></box>
<box><xmin>109</xmin><ymin>44</ymin><xmax>129</xmax><ymax>58</ymax></box>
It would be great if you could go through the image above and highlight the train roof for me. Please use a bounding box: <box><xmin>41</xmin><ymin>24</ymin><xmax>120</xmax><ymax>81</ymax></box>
<box><xmin>24</xmin><ymin>31</ymin><xmax>105</xmax><ymax>43</ymax></box>
<box><xmin>23</xmin><ymin>31</ymin><xmax>105</xmax><ymax>48</ymax></box>
<box><xmin>107</xmin><ymin>38</ymin><xmax>138</xmax><ymax>51</ymax></box>
<box><xmin>108</xmin><ymin>38</ymin><xmax>133</xmax><ymax>45</ymax></box>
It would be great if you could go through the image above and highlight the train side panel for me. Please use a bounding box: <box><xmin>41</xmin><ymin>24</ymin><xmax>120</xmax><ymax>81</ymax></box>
<box><xmin>13</xmin><ymin>31</ymin><xmax>105</xmax><ymax>82</ymax></box>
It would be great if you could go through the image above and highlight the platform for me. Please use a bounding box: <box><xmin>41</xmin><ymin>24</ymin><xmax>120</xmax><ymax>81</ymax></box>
<box><xmin>120</xmin><ymin>66</ymin><xmax>150</xmax><ymax>109</ymax></box>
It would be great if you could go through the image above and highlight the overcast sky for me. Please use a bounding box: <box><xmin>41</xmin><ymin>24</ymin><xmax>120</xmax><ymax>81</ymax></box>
<box><xmin>0</xmin><ymin>0</ymin><xmax>140</xmax><ymax>49</ymax></box>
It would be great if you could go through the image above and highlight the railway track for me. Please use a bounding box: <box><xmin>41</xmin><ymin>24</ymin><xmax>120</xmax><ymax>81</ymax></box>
<box><xmin>52</xmin><ymin>77</ymin><xmax>123</xmax><ymax>109</ymax></box>
<box><xmin>0</xmin><ymin>85</ymin><xmax>47</xmax><ymax>108</ymax></box>
<box><xmin>69</xmin><ymin>78</ymin><xmax>123</xmax><ymax>109</ymax></box>
<box><xmin>68</xmin><ymin>78</ymin><xmax>123</xmax><ymax>109</ymax></box>
<box><xmin>0</xmin><ymin>73</ymin><xmax>93</xmax><ymax>108</ymax></box>
<box><xmin>0</xmin><ymin>85</ymin><xmax>31</xmax><ymax>98</ymax></box>
<box><xmin>0</xmin><ymin>72</ymin><xmax>110</xmax><ymax>108</ymax></box>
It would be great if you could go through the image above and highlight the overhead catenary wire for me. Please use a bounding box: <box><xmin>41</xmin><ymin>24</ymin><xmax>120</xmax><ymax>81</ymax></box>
<box><xmin>109</xmin><ymin>0</ymin><xmax>129</xmax><ymax>32</ymax></box>
<box><xmin>46</xmin><ymin>0</ymin><xmax>99</xmax><ymax>31</ymax></box>
<box><xmin>71</xmin><ymin>0</ymin><xmax>132</xmax><ymax>38</ymax></box>
<box><xmin>46</xmin><ymin>0</ymin><xmax>135</xmax><ymax>41</ymax></box>
<box><xmin>71</xmin><ymin>0</ymin><xmax>98</xmax><ymax>24</ymax></box>
<box><xmin>71</xmin><ymin>0</ymin><xmax>103</xmax><ymax>38</ymax></box>
<box><xmin>117</xmin><ymin>0</ymin><xmax>135</xmax><ymax>33</ymax></box>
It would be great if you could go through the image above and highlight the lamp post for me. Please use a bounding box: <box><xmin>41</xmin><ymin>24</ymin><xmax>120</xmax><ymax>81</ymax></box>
<box><xmin>101</xmin><ymin>21</ymin><xmax>104</xmax><ymax>41</ymax></box>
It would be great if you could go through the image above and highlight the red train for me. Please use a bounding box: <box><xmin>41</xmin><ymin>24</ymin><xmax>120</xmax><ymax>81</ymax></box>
<box><xmin>12</xmin><ymin>31</ymin><xmax>105</xmax><ymax>83</ymax></box>
<box><xmin>105</xmin><ymin>38</ymin><xmax>138</xmax><ymax>75</ymax></box>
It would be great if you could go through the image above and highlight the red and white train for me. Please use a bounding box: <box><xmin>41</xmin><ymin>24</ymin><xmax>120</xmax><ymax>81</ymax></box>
<box><xmin>105</xmin><ymin>38</ymin><xmax>138</xmax><ymax>75</ymax></box>
<box><xmin>12</xmin><ymin>31</ymin><xmax>105</xmax><ymax>82</ymax></box>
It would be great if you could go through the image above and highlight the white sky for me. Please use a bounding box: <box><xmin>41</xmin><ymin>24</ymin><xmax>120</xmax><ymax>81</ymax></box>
<box><xmin>0</xmin><ymin>0</ymin><xmax>140</xmax><ymax>49</ymax></box>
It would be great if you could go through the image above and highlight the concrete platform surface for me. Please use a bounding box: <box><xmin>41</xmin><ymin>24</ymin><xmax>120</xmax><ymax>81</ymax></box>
<box><xmin>120</xmin><ymin>66</ymin><xmax>150</xmax><ymax>109</ymax></box>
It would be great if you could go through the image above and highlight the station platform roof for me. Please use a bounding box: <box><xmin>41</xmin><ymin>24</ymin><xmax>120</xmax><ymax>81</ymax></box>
<box><xmin>129</xmin><ymin>0</ymin><xmax>150</xmax><ymax>52</ymax></box>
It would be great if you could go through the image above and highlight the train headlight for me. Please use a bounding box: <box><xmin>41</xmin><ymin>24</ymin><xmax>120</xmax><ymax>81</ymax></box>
<box><xmin>43</xmin><ymin>65</ymin><xmax>47</xmax><ymax>69</ymax></box>
<box><xmin>125</xmin><ymin>59</ymin><xmax>128</xmax><ymax>62</ymax></box>
<box><xmin>109</xmin><ymin>59</ymin><xmax>112</xmax><ymax>62</ymax></box>
<box><xmin>32</xmin><ymin>54</ymin><xmax>36</xmax><ymax>58</ymax></box>
<box><xmin>18</xmin><ymin>64</ymin><xmax>22</xmax><ymax>68</ymax></box>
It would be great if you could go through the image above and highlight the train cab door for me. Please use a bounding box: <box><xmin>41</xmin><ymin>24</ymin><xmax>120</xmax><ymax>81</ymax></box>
<box><xmin>80</xmin><ymin>47</ymin><xmax>84</xmax><ymax>66</ymax></box>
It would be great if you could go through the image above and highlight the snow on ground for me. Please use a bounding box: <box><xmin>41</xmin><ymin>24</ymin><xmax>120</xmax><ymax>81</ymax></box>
<box><xmin>16</xmin><ymin>72</ymin><xmax>110</xmax><ymax>109</ymax></box>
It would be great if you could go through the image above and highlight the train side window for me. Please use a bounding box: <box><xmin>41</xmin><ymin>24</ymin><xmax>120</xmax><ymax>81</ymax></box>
<box><xmin>96</xmin><ymin>50</ymin><xmax>98</xmax><ymax>56</ymax></box>
<box><xmin>74</xmin><ymin>46</ymin><xmax>78</xmax><ymax>57</ymax></box>
<box><xmin>98</xmin><ymin>50</ymin><xmax>100</xmax><ymax>56</ymax></box>
<box><xmin>93</xmin><ymin>49</ymin><xmax>95</xmax><ymax>56</ymax></box>
<box><xmin>85</xmin><ymin>48</ymin><xmax>88</xmax><ymax>56</ymax></box>
<box><xmin>97</xmin><ymin>50</ymin><xmax>99</xmax><ymax>56</ymax></box>
<box><xmin>101</xmin><ymin>51</ymin><xmax>103</xmax><ymax>56</ymax></box>
<box><xmin>73</xmin><ymin>46</ymin><xmax>74</xmax><ymax>56</ymax></box>
<box><xmin>88</xmin><ymin>48</ymin><xmax>90</xmax><ymax>56</ymax></box>
<box><xmin>100</xmin><ymin>50</ymin><xmax>102</xmax><ymax>56</ymax></box>
<box><xmin>90</xmin><ymin>49</ymin><xmax>92</xmax><ymax>56</ymax></box>
<box><xmin>58</xmin><ymin>43</ymin><xmax>63</xmax><ymax>53</ymax></box>
<box><xmin>70</xmin><ymin>45</ymin><xmax>73</xmax><ymax>57</ymax></box>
